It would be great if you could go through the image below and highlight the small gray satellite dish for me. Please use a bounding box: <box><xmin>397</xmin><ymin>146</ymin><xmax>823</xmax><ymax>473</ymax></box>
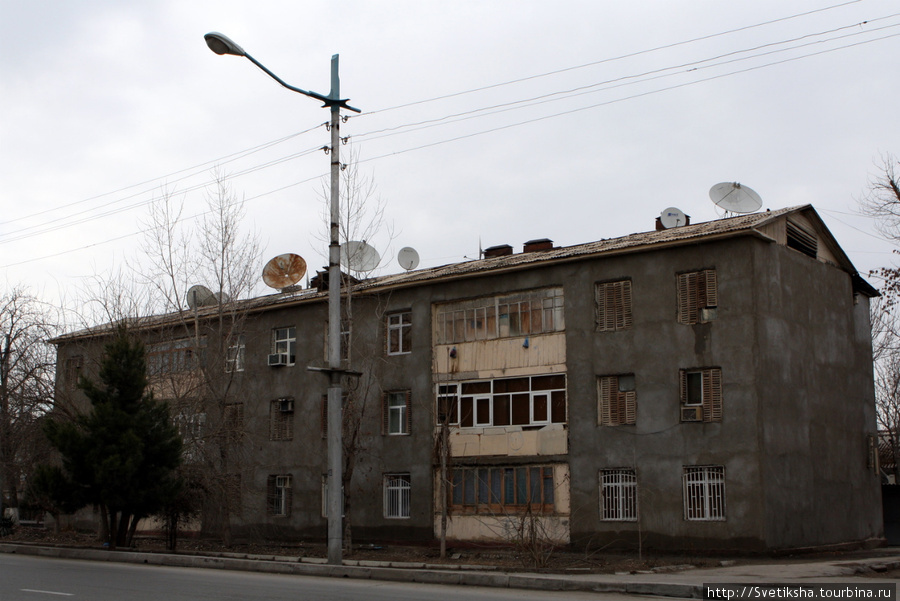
<box><xmin>397</xmin><ymin>247</ymin><xmax>420</xmax><ymax>271</ymax></box>
<box><xmin>341</xmin><ymin>240</ymin><xmax>380</xmax><ymax>272</ymax></box>
<box><xmin>709</xmin><ymin>182</ymin><xmax>762</xmax><ymax>214</ymax></box>
<box><xmin>186</xmin><ymin>284</ymin><xmax>214</xmax><ymax>309</ymax></box>
<box><xmin>213</xmin><ymin>291</ymin><xmax>231</xmax><ymax>304</ymax></box>
<box><xmin>660</xmin><ymin>207</ymin><xmax>687</xmax><ymax>229</ymax></box>
<box><xmin>262</xmin><ymin>253</ymin><xmax>307</xmax><ymax>289</ymax></box>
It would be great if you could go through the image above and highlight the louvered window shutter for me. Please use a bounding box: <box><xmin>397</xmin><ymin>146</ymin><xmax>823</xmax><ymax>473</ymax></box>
<box><xmin>703</xmin><ymin>368</ymin><xmax>723</xmax><ymax>422</ymax></box>
<box><xmin>624</xmin><ymin>390</ymin><xmax>636</xmax><ymax>424</ymax></box>
<box><xmin>405</xmin><ymin>390</ymin><xmax>412</xmax><ymax>434</ymax></box>
<box><xmin>598</xmin><ymin>377</ymin><xmax>612</xmax><ymax>425</ymax></box>
<box><xmin>382</xmin><ymin>392</ymin><xmax>389</xmax><ymax>435</ymax></box>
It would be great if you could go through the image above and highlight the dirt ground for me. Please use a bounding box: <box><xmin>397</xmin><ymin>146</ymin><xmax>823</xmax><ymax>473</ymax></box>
<box><xmin>2</xmin><ymin>525</ymin><xmax>894</xmax><ymax>576</ymax></box>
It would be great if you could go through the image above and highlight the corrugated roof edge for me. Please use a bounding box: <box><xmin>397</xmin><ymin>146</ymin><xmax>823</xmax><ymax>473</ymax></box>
<box><xmin>52</xmin><ymin>204</ymin><xmax>876</xmax><ymax>343</ymax></box>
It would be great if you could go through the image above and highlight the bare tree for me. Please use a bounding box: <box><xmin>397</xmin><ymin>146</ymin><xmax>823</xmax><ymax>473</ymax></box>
<box><xmin>1</xmin><ymin>287</ymin><xmax>59</xmax><ymax>521</ymax></box>
<box><xmin>859</xmin><ymin>153</ymin><xmax>900</xmax><ymax>478</ymax></box>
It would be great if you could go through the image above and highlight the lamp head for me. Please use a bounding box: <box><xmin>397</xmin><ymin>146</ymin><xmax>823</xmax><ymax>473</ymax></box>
<box><xmin>204</xmin><ymin>32</ymin><xmax>246</xmax><ymax>57</ymax></box>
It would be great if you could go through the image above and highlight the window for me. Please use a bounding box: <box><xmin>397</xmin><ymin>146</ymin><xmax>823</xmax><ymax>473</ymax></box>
<box><xmin>682</xmin><ymin>466</ymin><xmax>725</xmax><ymax>521</ymax></box>
<box><xmin>267</xmin><ymin>474</ymin><xmax>292</xmax><ymax>517</ymax></box>
<box><xmin>174</xmin><ymin>410</ymin><xmax>207</xmax><ymax>462</ymax></box>
<box><xmin>679</xmin><ymin>368</ymin><xmax>723</xmax><ymax>422</ymax></box>
<box><xmin>272</xmin><ymin>327</ymin><xmax>296</xmax><ymax>365</ymax></box>
<box><xmin>596</xmin><ymin>280</ymin><xmax>632</xmax><ymax>332</ymax></box>
<box><xmin>436</xmin><ymin>288</ymin><xmax>564</xmax><ymax>344</ymax></box>
<box><xmin>598</xmin><ymin>374</ymin><xmax>636</xmax><ymax>426</ymax></box>
<box><xmin>676</xmin><ymin>269</ymin><xmax>717</xmax><ymax>325</ymax></box>
<box><xmin>384</xmin><ymin>474</ymin><xmax>411</xmax><ymax>518</ymax></box>
<box><xmin>786</xmin><ymin>220</ymin><xmax>818</xmax><ymax>258</ymax></box>
<box><xmin>436</xmin><ymin>374</ymin><xmax>566</xmax><ymax>428</ymax></box>
<box><xmin>387</xmin><ymin>311</ymin><xmax>412</xmax><ymax>355</ymax></box>
<box><xmin>148</xmin><ymin>338</ymin><xmax>202</xmax><ymax>375</ymax></box>
<box><xmin>65</xmin><ymin>355</ymin><xmax>83</xmax><ymax>391</ymax></box>
<box><xmin>384</xmin><ymin>391</ymin><xmax>411</xmax><ymax>435</ymax></box>
<box><xmin>450</xmin><ymin>465</ymin><xmax>555</xmax><ymax>514</ymax></box>
<box><xmin>270</xmin><ymin>398</ymin><xmax>294</xmax><ymax>441</ymax></box>
<box><xmin>225</xmin><ymin>335</ymin><xmax>245</xmax><ymax>372</ymax></box>
<box><xmin>224</xmin><ymin>403</ymin><xmax>244</xmax><ymax>445</ymax></box>
<box><xmin>600</xmin><ymin>469</ymin><xmax>637</xmax><ymax>521</ymax></box>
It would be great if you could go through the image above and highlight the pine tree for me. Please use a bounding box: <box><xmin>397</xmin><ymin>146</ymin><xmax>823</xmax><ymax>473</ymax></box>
<box><xmin>42</xmin><ymin>326</ymin><xmax>182</xmax><ymax>548</ymax></box>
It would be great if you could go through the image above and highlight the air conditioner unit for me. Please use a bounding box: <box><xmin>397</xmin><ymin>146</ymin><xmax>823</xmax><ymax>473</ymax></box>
<box><xmin>700</xmin><ymin>307</ymin><xmax>717</xmax><ymax>323</ymax></box>
<box><xmin>280</xmin><ymin>399</ymin><xmax>294</xmax><ymax>412</ymax></box>
<box><xmin>681</xmin><ymin>406</ymin><xmax>703</xmax><ymax>422</ymax></box>
<box><xmin>268</xmin><ymin>353</ymin><xmax>289</xmax><ymax>367</ymax></box>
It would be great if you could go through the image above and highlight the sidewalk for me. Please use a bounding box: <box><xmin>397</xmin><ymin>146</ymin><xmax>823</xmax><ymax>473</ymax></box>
<box><xmin>1</xmin><ymin>542</ymin><xmax>898</xmax><ymax>598</ymax></box>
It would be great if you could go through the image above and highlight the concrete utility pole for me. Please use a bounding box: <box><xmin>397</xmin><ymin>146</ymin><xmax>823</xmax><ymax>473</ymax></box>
<box><xmin>204</xmin><ymin>33</ymin><xmax>360</xmax><ymax>565</ymax></box>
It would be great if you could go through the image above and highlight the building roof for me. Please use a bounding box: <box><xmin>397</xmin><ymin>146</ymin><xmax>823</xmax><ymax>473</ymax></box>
<box><xmin>52</xmin><ymin>204</ymin><xmax>876</xmax><ymax>343</ymax></box>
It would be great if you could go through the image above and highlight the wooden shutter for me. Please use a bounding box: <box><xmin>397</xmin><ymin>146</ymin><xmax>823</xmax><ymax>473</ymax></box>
<box><xmin>679</xmin><ymin>369</ymin><xmax>688</xmax><ymax>404</ymax></box>
<box><xmin>596</xmin><ymin>281</ymin><xmax>632</xmax><ymax>331</ymax></box>
<box><xmin>284</xmin><ymin>474</ymin><xmax>293</xmax><ymax>518</ymax></box>
<box><xmin>703</xmin><ymin>368</ymin><xmax>723</xmax><ymax>422</ymax></box>
<box><xmin>382</xmin><ymin>392</ymin><xmax>389</xmax><ymax>435</ymax></box>
<box><xmin>405</xmin><ymin>390</ymin><xmax>412</xmax><ymax>435</ymax></box>
<box><xmin>266</xmin><ymin>475</ymin><xmax>276</xmax><ymax>516</ymax></box>
<box><xmin>598</xmin><ymin>376</ymin><xmax>613</xmax><ymax>425</ymax></box>
<box><xmin>677</xmin><ymin>273</ymin><xmax>696</xmax><ymax>324</ymax></box>
<box><xmin>624</xmin><ymin>390</ymin><xmax>636</xmax><ymax>425</ymax></box>
<box><xmin>703</xmin><ymin>269</ymin><xmax>718</xmax><ymax>308</ymax></box>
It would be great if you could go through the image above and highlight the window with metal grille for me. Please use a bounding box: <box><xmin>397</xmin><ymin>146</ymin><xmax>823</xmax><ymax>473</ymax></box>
<box><xmin>682</xmin><ymin>465</ymin><xmax>726</xmax><ymax>521</ymax></box>
<box><xmin>383</xmin><ymin>474</ymin><xmax>411</xmax><ymax>519</ymax></box>
<box><xmin>267</xmin><ymin>474</ymin><xmax>292</xmax><ymax>517</ymax></box>
<box><xmin>270</xmin><ymin>398</ymin><xmax>294</xmax><ymax>441</ymax></box>
<box><xmin>450</xmin><ymin>465</ymin><xmax>555</xmax><ymax>514</ymax></box>
<box><xmin>387</xmin><ymin>311</ymin><xmax>412</xmax><ymax>355</ymax></box>
<box><xmin>676</xmin><ymin>269</ymin><xmax>717</xmax><ymax>325</ymax></box>
<box><xmin>383</xmin><ymin>390</ymin><xmax>411</xmax><ymax>435</ymax></box>
<box><xmin>598</xmin><ymin>374</ymin><xmax>636</xmax><ymax>426</ymax></box>
<box><xmin>595</xmin><ymin>280</ymin><xmax>633</xmax><ymax>332</ymax></box>
<box><xmin>272</xmin><ymin>327</ymin><xmax>296</xmax><ymax>364</ymax></box>
<box><xmin>679</xmin><ymin>367</ymin><xmax>723</xmax><ymax>422</ymax></box>
<box><xmin>435</xmin><ymin>374</ymin><xmax>566</xmax><ymax>428</ymax></box>
<box><xmin>600</xmin><ymin>468</ymin><xmax>638</xmax><ymax>521</ymax></box>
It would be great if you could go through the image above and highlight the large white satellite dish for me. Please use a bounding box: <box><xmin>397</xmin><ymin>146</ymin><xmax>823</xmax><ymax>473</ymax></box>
<box><xmin>709</xmin><ymin>182</ymin><xmax>762</xmax><ymax>214</ymax></box>
<box><xmin>397</xmin><ymin>247</ymin><xmax>420</xmax><ymax>271</ymax></box>
<box><xmin>262</xmin><ymin>253</ymin><xmax>307</xmax><ymax>290</ymax></box>
<box><xmin>660</xmin><ymin>207</ymin><xmax>687</xmax><ymax>229</ymax></box>
<box><xmin>340</xmin><ymin>240</ymin><xmax>381</xmax><ymax>272</ymax></box>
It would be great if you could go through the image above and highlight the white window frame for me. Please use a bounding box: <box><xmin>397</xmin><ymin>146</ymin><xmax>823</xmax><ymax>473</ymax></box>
<box><xmin>225</xmin><ymin>335</ymin><xmax>245</xmax><ymax>373</ymax></box>
<box><xmin>682</xmin><ymin>465</ymin><xmax>726</xmax><ymax>521</ymax></box>
<box><xmin>387</xmin><ymin>311</ymin><xmax>412</xmax><ymax>355</ymax></box>
<box><xmin>383</xmin><ymin>473</ymin><xmax>411</xmax><ymax>519</ymax></box>
<box><xmin>600</xmin><ymin>468</ymin><xmax>637</xmax><ymax>521</ymax></box>
<box><xmin>387</xmin><ymin>391</ymin><xmax>409</xmax><ymax>435</ymax></box>
<box><xmin>273</xmin><ymin>327</ymin><xmax>296</xmax><ymax>365</ymax></box>
<box><xmin>435</xmin><ymin>375</ymin><xmax>566</xmax><ymax>428</ymax></box>
<box><xmin>271</xmin><ymin>475</ymin><xmax>291</xmax><ymax>517</ymax></box>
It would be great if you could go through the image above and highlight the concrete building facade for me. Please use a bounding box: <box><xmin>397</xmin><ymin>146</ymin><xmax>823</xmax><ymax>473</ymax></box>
<box><xmin>53</xmin><ymin>205</ymin><xmax>883</xmax><ymax>551</ymax></box>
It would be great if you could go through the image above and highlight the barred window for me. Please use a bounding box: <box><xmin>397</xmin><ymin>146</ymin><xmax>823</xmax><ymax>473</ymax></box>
<box><xmin>598</xmin><ymin>374</ymin><xmax>636</xmax><ymax>426</ymax></box>
<box><xmin>683</xmin><ymin>466</ymin><xmax>726</xmax><ymax>521</ymax></box>
<box><xmin>384</xmin><ymin>474</ymin><xmax>411</xmax><ymax>519</ymax></box>
<box><xmin>600</xmin><ymin>469</ymin><xmax>638</xmax><ymax>521</ymax></box>
<box><xmin>267</xmin><ymin>474</ymin><xmax>292</xmax><ymax>517</ymax></box>
<box><xmin>677</xmin><ymin>269</ymin><xmax>717</xmax><ymax>325</ymax></box>
<box><xmin>595</xmin><ymin>280</ymin><xmax>632</xmax><ymax>332</ymax></box>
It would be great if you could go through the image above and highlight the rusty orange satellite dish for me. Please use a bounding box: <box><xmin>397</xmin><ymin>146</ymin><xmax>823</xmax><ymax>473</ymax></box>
<box><xmin>262</xmin><ymin>253</ymin><xmax>307</xmax><ymax>290</ymax></box>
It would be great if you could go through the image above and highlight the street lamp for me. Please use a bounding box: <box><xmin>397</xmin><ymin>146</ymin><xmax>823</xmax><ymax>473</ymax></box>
<box><xmin>204</xmin><ymin>32</ymin><xmax>359</xmax><ymax>566</ymax></box>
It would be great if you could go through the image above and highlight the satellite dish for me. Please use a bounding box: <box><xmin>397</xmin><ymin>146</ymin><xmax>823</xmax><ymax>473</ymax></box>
<box><xmin>397</xmin><ymin>247</ymin><xmax>420</xmax><ymax>271</ymax></box>
<box><xmin>213</xmin><ymin>291</ymin><xmax>231</xmax><ymax>304</ymax></box>
<box><xmin>186</xmin><ymin>284</ymin><xmax>214</xmax><ymax>309</ymax></box>
<box><xmin>340</xmin><ymin>240</ymin><xmax>380</xmax><ymax>272</ymax></box>
<box><xmin>262</xmin><ymin>253</ymin><xmax>307</xmax><ymax>290</ymax></box>
<box><xmin>709</xmin><ymin>182</ymin><xmax>762</xmax><ymax>214</ymax></box>
<box><xmin>660</xmin><ymin>207</ymin><xmax>687</xmax><ymax>229</ymax></box>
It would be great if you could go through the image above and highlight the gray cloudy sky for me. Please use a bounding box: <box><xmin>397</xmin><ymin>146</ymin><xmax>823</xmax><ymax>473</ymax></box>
<box><xmin>2</xmin><ymin>1</ymin><xmax>899</xmax><ymax>309</ymax></box>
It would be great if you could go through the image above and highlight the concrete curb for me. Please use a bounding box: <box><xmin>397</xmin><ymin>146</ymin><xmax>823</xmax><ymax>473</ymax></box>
<box><xmin>0</xmin><ymin>542</ymin><xmax>701</xmax><ymax>597</ymax></box>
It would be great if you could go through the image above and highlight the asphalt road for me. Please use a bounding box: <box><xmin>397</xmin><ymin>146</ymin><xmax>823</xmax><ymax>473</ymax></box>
<box><xmin>0</xmin><ymin>554</ymin><xmax>642</xmax><ymax>601</ymax></box>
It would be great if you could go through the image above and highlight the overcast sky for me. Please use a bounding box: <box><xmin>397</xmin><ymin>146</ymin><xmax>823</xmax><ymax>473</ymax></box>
<box><xmin>2</xmin><ymin>1</ymin><xmax>899</xmax><ymax>313</ymax></box>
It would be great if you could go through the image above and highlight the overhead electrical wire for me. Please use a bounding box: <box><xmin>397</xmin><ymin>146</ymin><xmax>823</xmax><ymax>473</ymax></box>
<box><xmin>1</xmin><ymin>2</ymin><xmax>896</xmax><ymax>268</ymax></box>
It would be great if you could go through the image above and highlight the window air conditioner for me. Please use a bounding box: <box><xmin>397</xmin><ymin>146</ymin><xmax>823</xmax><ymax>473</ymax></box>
<box><xmin>681</xmin><ymin>406</ymin><xmax>703</xmax><ymax>422</ymax></box>
<box><xmin>268</xmin><ymin>353</ymin><xmax>289</xmax><ymax>367</ymax></box>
